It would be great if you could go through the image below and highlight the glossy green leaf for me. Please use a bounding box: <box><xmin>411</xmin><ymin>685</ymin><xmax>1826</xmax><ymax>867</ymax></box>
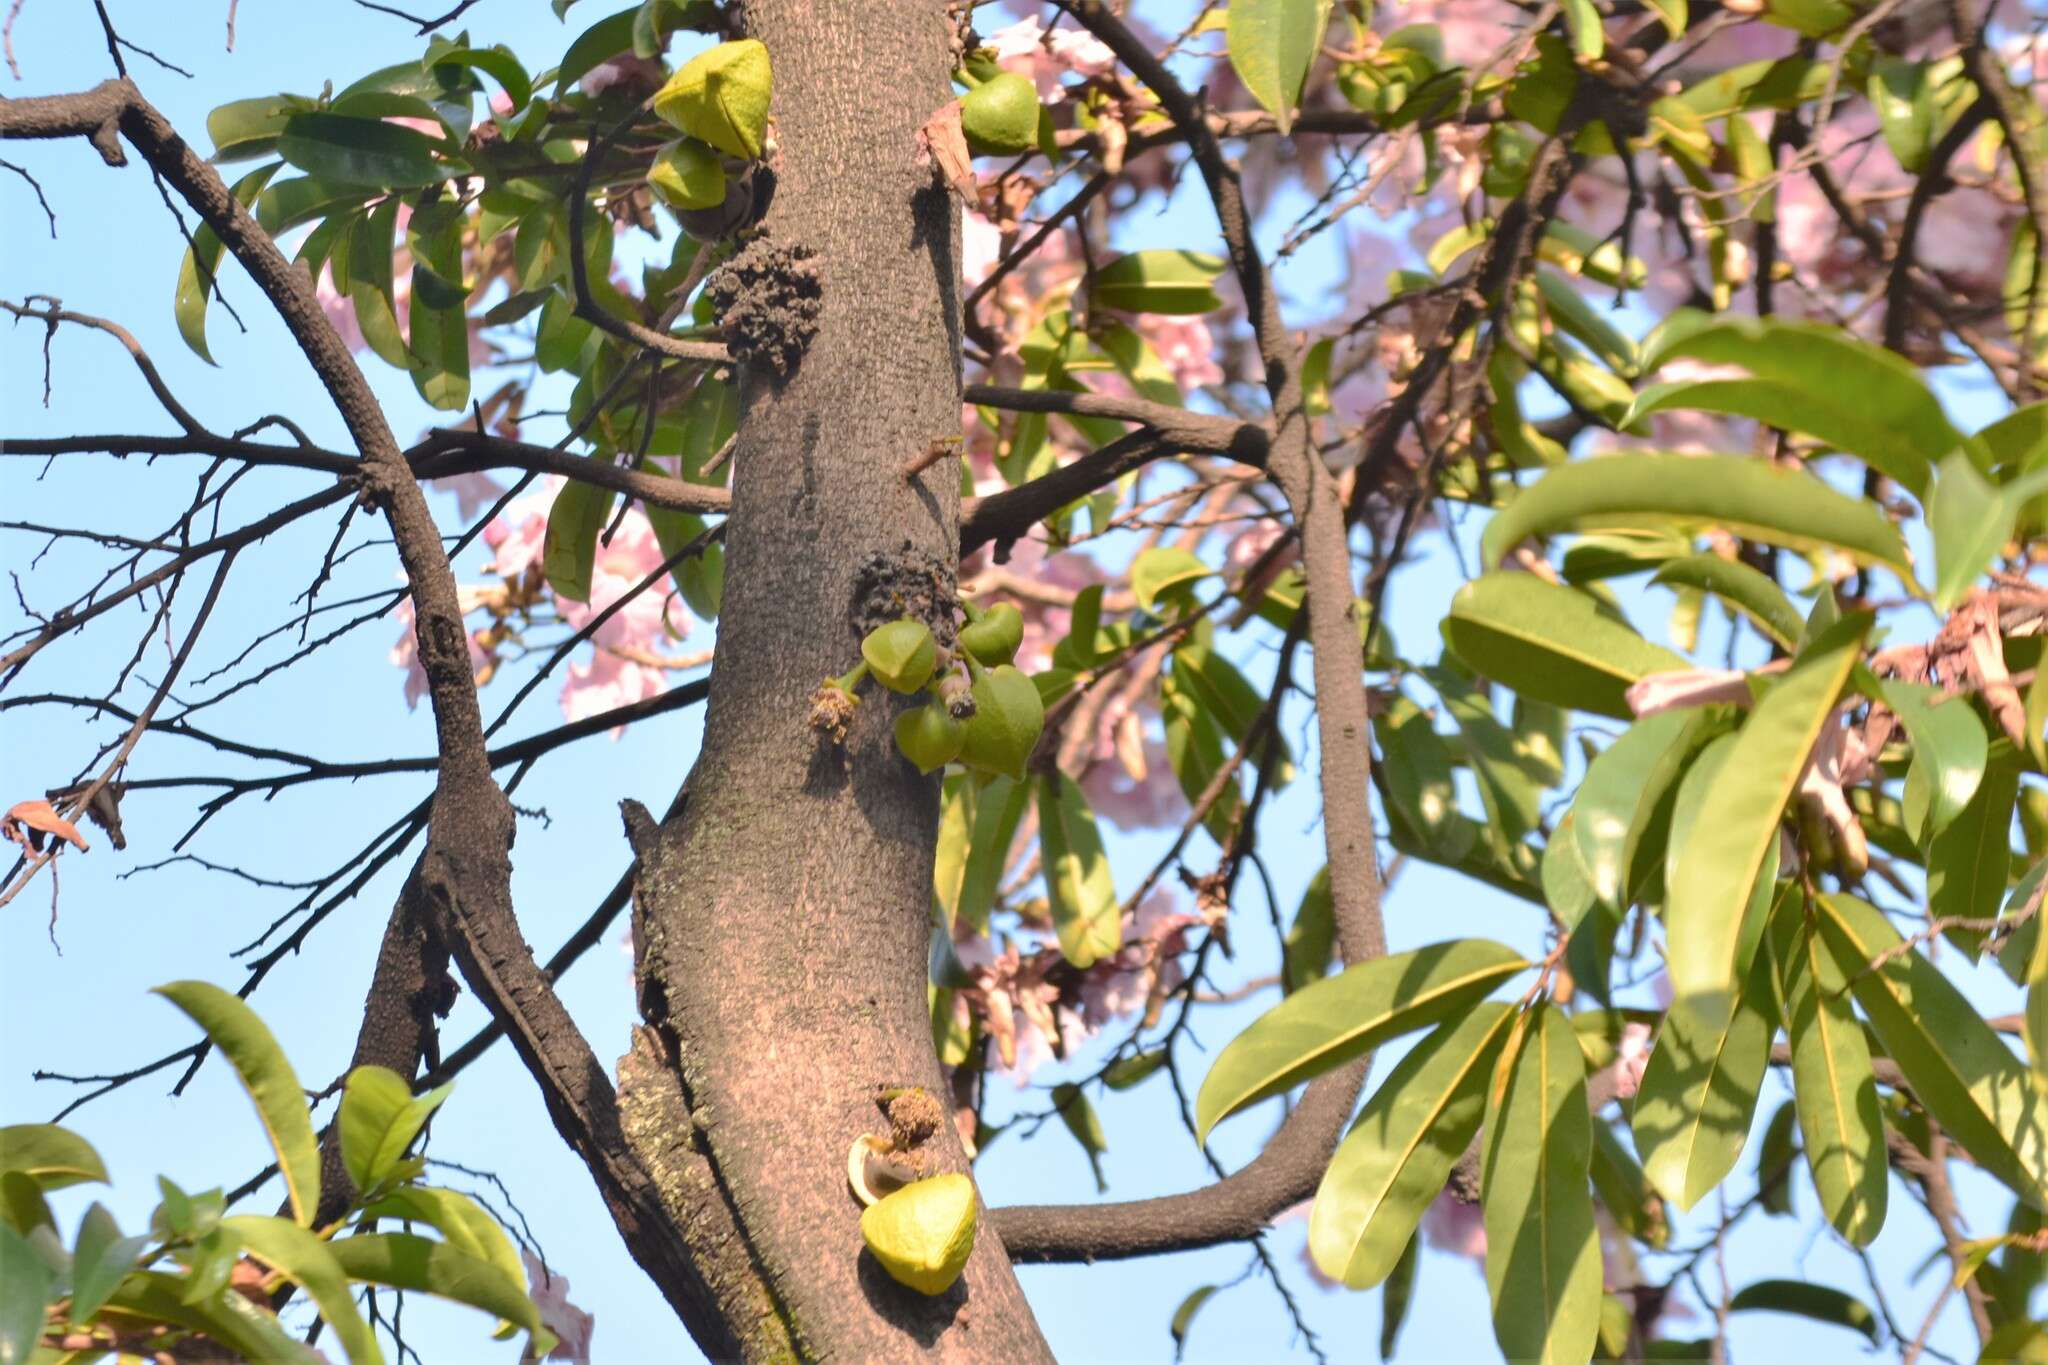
<box><xmin>1378</xmin><ymin>697</ymin><xmax>1473</xmax><ymax>860</ymax></box>
<box><xmin>406</xmin><ymin>200</ymin><xmax>472</xmax><ymax>411</ymax></box>
<box><xmin>1482</xmin><ymin>1003</ymin><xmax>1601</xmax><ymax>1365</ymax></box>
<box><xmin>1637</xmin><ymin>312</ymin><xmax>1959</xmax><ymax>497</ymax></box>
<box><xmin>1560</xmin><ymin>0</ymin><xmax>1604</xmax><ymax>59</ymax></box>
<box><xmin>541</xmin><ymin>478</ymin><xmax>615</xmax><ymax>604</ymax></box>
<box><xmin>328</xmin><ymin>1232</ymin><xmax>550</xmax><ymax>1350</ymax></box>
<box><xmin>1542</xmin><ymin>815</ymin><xmax>1597</xmax><ymax>934</ymax></box>
<box><xmin>1225</xmin><ymin>0</ymin><xmax>1334</xmax><ymax>133</ymax></box>
<box><xmin>1814</xmin><ymin>892</ymin><xmax>2048</xmax><ymax>1206</ymax></box>
<box><xmin>1878</xmin><ymin>678</ymin><xmax>1987</xmax><ymax>840</ymax></box>
<box><xmin>1572</xmin><ymin>708</ymin><xmax>1714</xmax><ymax>908</ymax></box>
<box><xmin>1483</xmin><ymin>455</ymin><xmax>1910</xmax><ymax>574</ymax></box>
<box><xmin>0</xmin><ymin>1125</ymin><xmax>106</xmax><ymax>1192</ymax></box>
<box><xmin>957</xmin><ymin>775</ymin><xmax>1027</xmax><ymax>935</ymax></box>
<box><xmin>1727</xmin><ymin>1279</ymin><xmax>1879</xmax><ymax>1343</ymax></box>
<box><xmin>1666</xmin><ymin>614</ymin><xmax>1866</xmax><ymax>1024</ymax></box>
<box><xmin>1310</xmin><ymin>1004</ymin><xmax>1516</xmax><ymax>1287</ymax></box>
<box><xmin>1675</xmin><ymin>57</ymin><xmax>1830</xmax><ymax>119</ymax></box>
<box><xmin>1756</xmin><ymin>1098</ymin><xmax>1798</xmax><ymax>1216</ymax></box>
<box><xmin>1650</xmin><ymin>554</ymin><xmax>1802</xmax><ymax>650</ymax></box>
<box><xmin>277</xmin><ymin>112</ymin><xmax>451</xmax><ymax>188</ymax></box>
<box><xmin>1768</xmin><ymin>892</ymin><xmax>1887</xmax><ymax>1244</ymax></box>
<box><xmin>207</xmin><ymin>94</ymin><xmax>299</xmax><ymax>161</ymax></box>
<box><xmin>66</xmin><ymin>1201</ymin><xmax>147</xmax><ymax>1326</ymax></box>
<box><xmin>431</xmin><ymin>44</ymin><xmax>533</xmax><ymax>114</ymax></box>
<box><xmin>555</xmin><ymin>7</ymin><xmax>641</xmax><ymax>91</ymax></box>
<box><xmin>175</xmin><ymin>162</ymin><xmax>282</xmax><ymax>365</ymax></box>
<box><xmin>1130</xmin><ymin>546</ymin><xmax>1212</xmax><ymax>612</ymax></box>
<box><xmin>107</xmin><ymin>1271</ymin><xmax>321</xmax><ymax>1361</ymax></box>
<box><xmin>1104</xmin><ymin>1048</ymin><xmax>1169</xmax><ymax>1091</ymax></box>
<box><xmin>1037</xmin><ymin>773</ymin><xmax>1120</xmax><ymax>970</ymax></box>
<box><xmin>1091</xmin><ymin>250</ymin><xmax>1227</xmax><ymax>315</ymax></box>
<box><xmin>1381</xmin><ymin>1230</ymin><xmax>1419</xmax><ymax>1358</ymax></box>
<box><xmin>1196</xmin><ymin>938</ymin><xmax>1528</xmax><ymax>1142</ymax></box>
<box><xmin>1632</xmin><ymin>909</ymin><xmax>1778</xmax><ymax>1210</ymax></box>
<box><xmin>349</xmin><ymin>195</ymin><xmax>416</xmax><ymax>372</ymax></box>
<box><xmin>1442</xmin><ymin>573</ymin><xmax>1688</xmax><ymax>719</ymax></box>
<box><xmin>155</xmin><ymin>982</ymin><xmax>320</xmax><ymax>1226</ymax></box>
<box><xmin>224</xmin><ymin>1214</ymin><xmax>382</xmax><ymax>1365</ymax></box>
<box><xmin>339</xmin><ymin>1066</ymin><xmax>452</xmax><ymax>1195</ymax></box>
<box><xmin>361</xmin><ymin>1186</ymin><xmax>524</xmax><ymax>1292</ymax></box>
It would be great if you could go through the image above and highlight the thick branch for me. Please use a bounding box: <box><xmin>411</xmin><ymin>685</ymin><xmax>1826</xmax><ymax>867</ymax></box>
<box><xmin>994</xmin><ymin>4</ymin><xmax>1390</xmax><ymax>1265</ymax></box>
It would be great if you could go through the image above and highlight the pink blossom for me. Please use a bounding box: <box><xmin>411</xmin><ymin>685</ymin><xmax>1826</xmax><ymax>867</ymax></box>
<box><xmin>985</xmin><ymin>19</ymin><xmax>1115</xmax><ymax>104</ymax></box>
<box><xmin>560</xmin><ymin>650</ymin><xmax>667</xmax><ymax>729</ymax></box>
<box><xmin>1136</xmin><ymin>314</ymin><xmax>1224</xmax><ymax>390</ymax></box>
<box><xmin>1625</xmin><ymin>667</ymin><xmax>1754</xmax><ymax>717</ymax></box>
<box><xmin>1605</xmin><ymin>1022</ymin><xmax>1652</xmax><ymax>1102</ymax></box>
<box><xmin>962</xmin><ymin>208</ymin><xmax>1004</xmax><ymax>289</ymax></box>
<box><xmin>580</xmin><ymin>52</ymin><xmax>664</xmax><ymax>98</ymax></box>
<box><xmin>1423</xmin><ymin>1188</ymin><xmax>1486</xmax><ymax>1260</ymax></box>
<box><xmin>488</xmin><ymin>88</ymin><xmax>516</xmax><ymax>118</ymax></box>
<box><xmin>1079</xmin><ymin>737</ymin><xmax>1184</xmax><ymax>830</ymax></box>
<box><xmin>384</xmin><ymin>115</ymin><xmax>442</xmax><ymax>139</ymax></box>
<box><xmin>522</xmin><ymin>1251</ymin><xmax>595</xmax><ymax>1365</ymax></box>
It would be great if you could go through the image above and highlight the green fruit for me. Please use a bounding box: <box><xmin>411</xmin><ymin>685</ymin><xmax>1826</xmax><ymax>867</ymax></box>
<box><xmin>862</xmin><ymin>619</ymin><xmax>937</xmax><ymax>695</ymax></box>
<box><xmin>859</xmin><ymin>1173</ymin><xmax>977</xmax><ymax>1296</ymax></box>
<box><xmin>648</xmin><ymin>139</ymin><xmax>728</xmax><ymax>211</ymax></box>
<box><xmin>654</xmin><ymin>38</ymin><xmax>772</xmax><ymax>160</ymax></box>
<box><xmin>894</xmin><ymin>702</ymin><xmax>967</xmax><ymax>774</ymax></box>
<box><xmin>960</xmin><ymin>72</ymin><xmax>1040</xmax><ymax>156</ymax></box>
<box><xmin>957</xmin><ymin>665</ymin><xmax>1044</xmax><ymax>780</ymax></box>
<box><xmin>957</xmin><ymin>602</ymin><xmax>1023</xmax><ymax>667</ymax></box>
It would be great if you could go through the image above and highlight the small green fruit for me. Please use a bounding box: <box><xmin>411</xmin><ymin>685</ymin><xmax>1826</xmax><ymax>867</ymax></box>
<box><xmin>861</xmin><ymin>619</ymin><xmax>938</xmax><ymax>695</ymax></box>
<box><xmin>957</xmin><ymin>602</ymin><xmax>1024</xmax><ymax>667</ymax></box>
<box><xmin>960</xmin><ymin>72</ymin><xmax>1040</xmax><ymax>156</ymax></box>
<box><xmin>654</xmin><ymin>38</ymin><xmax>773</xmax><ymax>160</ymax></box>
<box><xmin>894</xmin><ymin>702</ymin><xmax>967</xmax><ymax>774</ymax></box>
<box><xmin>957</xmin><ymin>665</ymin><xmax>1044</xmax><ymax>780</ymax></box>
<box><xmin>648</xmin><ymin>139</ymin><xmax>728</xmax><ymax>211</ymax></box>
<box><xmin>859</xmin><ymin>1173</ymin><xmax>977</xmax><ymax>1296</ymax></box>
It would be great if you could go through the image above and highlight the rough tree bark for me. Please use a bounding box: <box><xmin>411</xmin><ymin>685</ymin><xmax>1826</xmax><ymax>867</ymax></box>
<box><xmin>617</xmin><ymin>2</ymin><xmax>1056</xmax><ymax>1358</ymax></box>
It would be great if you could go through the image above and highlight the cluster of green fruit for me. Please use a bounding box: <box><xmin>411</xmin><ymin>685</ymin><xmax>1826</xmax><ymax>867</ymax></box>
<box><xmin>956</xmin><ymin>52</ymin><xmax>1044</xmax><ymax>157</ymax></box>
<box><xmin>646</xmin><ymin>39</ymin><xmax>772</xmax><ymax>219</ymax></box>
<box><xmin>819</xmin><ymin>601</ymin><xmax>1045</xmax><ymax>778</ymax></box>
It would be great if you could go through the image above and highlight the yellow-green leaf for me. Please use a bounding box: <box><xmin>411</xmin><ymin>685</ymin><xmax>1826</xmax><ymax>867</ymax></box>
<box><xmin>1442</xmin><ymin>573</ymin><xmax>1689</xmax><ymax>719</ymax></box>
<box><xmin>1037</xmin><ymin>772</ymin><xmax>1120</xmax><ymax>970</ymax></box>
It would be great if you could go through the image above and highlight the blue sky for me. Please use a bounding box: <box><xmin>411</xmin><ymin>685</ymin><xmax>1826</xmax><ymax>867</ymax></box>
<box><xmin>0</xmin><ymin>3</ymin><xmax>2014</xmax><ymax>1362</ymax></box>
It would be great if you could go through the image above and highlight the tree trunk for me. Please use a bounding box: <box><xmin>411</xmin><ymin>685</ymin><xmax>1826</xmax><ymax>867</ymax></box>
<box><xmin>620</xmin><ymin>3</ymin><xmax>1054</xmax><ymax>1358</ymax></box>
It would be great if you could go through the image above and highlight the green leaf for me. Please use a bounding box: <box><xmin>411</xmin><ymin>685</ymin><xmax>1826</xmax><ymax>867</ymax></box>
<box><xmin>1666</xmin><ymin>614</ymin><xmax>1866</xmax><ymax>1024</ymax></box>
<box><xmin>349</xmin><ymin>195</ymin><xmax>416</xmax><ymax>372</ymax></box>
<box><xmin>1767</xmin><ymin>892</ymin><xmax>1887</xmax><ymax>1245</ymax></box>
<box><xmin>1381</xmin><ymin>1230</ymin><xmax>1419</xmax><ymax>1358</ymax></box>
<box><xmin>1636</xmin><ymin>313</ymin><xmax>1960</xmax><ymax>497</ymax></box>
<box><xmin>1571</xmin><ymin>708</ymin><xmax>1715</xmax><ymax>908</ymax></box>
<box><xmin>1674</xmin><ymin>57</ymin><xmax>1831</xmax><ymax>119</ymax></box>
<box><xmin>1091</xmin><ymin>250</ymin><xmax>1227</xmax><ymax>315</ymax></box>
<box><xmin>431</xmin><ymin>45</ymin><xmax>533</xmax><ymax>114</ymax></box>
<box><xmin>277</xmin><ymin>112</ymin><xmax>452</xmax><ymax>188</ymax></box>
<box><xmin>1050</xmin><ymin>1084</ymin><xmax>1110</xmax><ymax>1193</ymax></box>
<box><xmin>957</xmin><ymin>774</ymin><xmax>1028</xmax><ymax>935</ymax></box>
<box><xmin>1728</xmin><ymin>1280</ymin><xmax>1879</xmax><ymax>1343</ymax></box>
<box><xmin>555</xmin><ymin>7</ymin><xmax>641</xmax><ymax>92</ymax></box>
<box><xmin>155</xmin><ymin>982</ymin><xmax>320</xmax><ymax>1226</ymax></box>
<box><xmin>406</xmin><ymin>200</ymin><xmax>472</xmax><ymax>411</ymax></box>
<box><xmin>1878</xmin><ymin>679</ymin><xmax>1988</xmax><ymax>840</ymax></box>
<box><xmin>1650</xmin><ymin>554</ymin><xmax>1802</xmax><ymax>651</ymax></box>
<box><xmin>105</xmin><ymin>1272</ymin><xmax>322</xmax><ymax>1362</ymax></box>
<box><xmin>1442</xmin><ymin>573</ymin><xmax>1688</xmax><ymax>719</ymax></box>
<box><xmin>1104</xmin><ymin>1048</ymin><xmax>1169</xmax><ymax>1091</ymax></box>
<box><xmin>0</xmin><ymin>1222</ymin><xmax>51</xmax><ymax>1364</ymax></box>
<box><xmin>175</xmin><ymin>162</ymin><xmax>282</xmax><ymax>364</ymax></box>
<box><xmin>1924</xmin><ymin>742</ymin><xmax>2018</xmax><ymax>952</ymax></box>
<box><xmin>541</xmin><ymin>478</ymin><xmax>615</xmax><ymax>603</ymax></box>
<box><xmin>1378</xmin><ymin>697</ymin><xmax>1474</xmax><ymax>860</ymax></box>
<box><xmin>1169</xmin><ymin>1284</ymin><xmax>1218</xmax><ymax>1361</ymax></box>
<box><xmin>1037</xmin><ymin>773</ymin><xmax>1120</xmax><ymax>970</ymax></box>
<box><xmin>1560</xmin><ymin>0</ymin><xmax>1604</xmax><ymax>59</ymax></box>
<box><xmin>1482</xmin><ymin>1003</ymin><xmax>1601</xmax><ymax>1365</ymax></box>
<box><xmin>1542</xmin><ymin>816</ymin><xmax>1597</xmax><ymax>933</ymax></box>
<box><xmin>1927</xmin><ymin>450</ymin><xmax>2048</xmax><ymax>610</ymax></box>
<box><xmin>1283</xmin><ymin>867</ymin><xmax>1335</xmax><ymax>991</ymax></box>
<box><xmin>1756</xmin><ymin>1098</ymin><xmax>1798</xmax><ymax>1216</ymax></box>
<box><xmin>1814</xmin><ymin>892</ymin><xmax>2048</xmax><ymax>1206</ymax></box>
<box><xmin>256</xmin><ymin>175</ymin><xmax>369</xmax><ymax>236</ymax></box>
<box><xmin>1632</xmin><ymin>909</ymin><xmax>1779</xmax><ymax>1210</ymax></box>
<box><xmin>1225</xmin><ymin>0</ymin><xmax>1334</xmax><ymax>134</ymax></box>
<box><xmin>1196</xmin><ymin>939</ymin><xmax>1528</xmax><ymax>1142</ymax></box>
<box><xmin>208</xmin><ymin>94</ymin><xmax>299</xmax><ymax>161</ymax></box>
<box><xmin>328</xmin><ymin>1233</ymin><xmax>550</xmax><ymax>1351</ymax></box>
<box><xmin>224</xmin><ymin>1214</ymin><xmax>382</xmax><ymax>1365</ymax></box>
<box><xmin>68</xmin><ymin>1202</ymin><xmax>147</xmax><ymax>1326</ymax></box>
<box><xmin>1483</xmin><ymin>454</ymin><xmax>1911</xmax><ymax>575</ymax></box>
<box><xmin>1590</xmin><ymin>1121</ymin><xmax>1668</xmax><ymax>1248</ymax></box>
<box><xmin>360</xmin><ymin>1187</ymin><xmax>523</xmax><ymax>1292</ymax></box>
<box><xmin>1310</xmin><ymin>1004</ymin><xmax>1516</xmax><ymax>1287</ymax></box>
<box><xmin>1131</xmin><ymin>545</ymin><xmax>1212</xmax><ymax>613</ymax></box>
<box><xmin>0</xmin><ymin>1126</ymin><xmax>106</xmax><ymax>1191</ymax></box>
<box><xmin>339</xmin><ymin>1066</ymin><xmax>452</xmax><ymax>1195</ymax></box>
